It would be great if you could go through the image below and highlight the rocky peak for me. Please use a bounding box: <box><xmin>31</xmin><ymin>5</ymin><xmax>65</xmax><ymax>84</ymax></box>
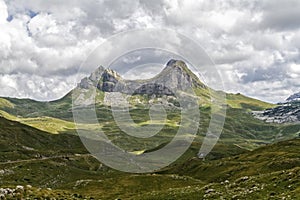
<box><xmin>286</xmin><ymin>92</ymin><xmax>300</xmax><ymax>102</ymax></box>
<box><xmin>89</xmin><ymin>66</ymin><xmax>105</xmax><ymax>82</ymax></box>
<box><xmin>166</xmin><ymin>59</ymin><xmax>187</xmax><ymax>68</ymax></box>
<box><xmin>158</xmin><ymin>59</ymin><xmax>206</xmax><ymax>89</ymax></box>
<box><xmin>78</xmin><ymin>66</ymin><xmax>105</xmax><ymax>89</ymax></box>
<box><xmin>78</xmin><ymin>59</ymin><xmax>206</xmax><ymax>94</ymax></box>
<box><xmin>253</xmin><ymin>91</ymin><xmax>300</xmax><ymax>124</ymax></box>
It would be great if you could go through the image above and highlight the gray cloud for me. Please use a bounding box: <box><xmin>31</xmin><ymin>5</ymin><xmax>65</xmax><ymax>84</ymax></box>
<box><xmin>0</xmin><ymin>0</ymin><xmax>299</xmax><ymax>102</ymax></box>
<box><xmin>239</xmin><ymin>64</ymin><xmax>288</xmax><ymax>83</ymax></box>
<box><xmin>259</xmin><ymin>0</ymin><xmax>300</xmax><ymax>31</ymax></box>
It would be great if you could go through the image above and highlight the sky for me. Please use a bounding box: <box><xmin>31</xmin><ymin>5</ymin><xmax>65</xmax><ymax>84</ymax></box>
<box><xmin>0</xmin><ymin>0</ymin><xmax>300</xmax><ymax>103</ymax></box>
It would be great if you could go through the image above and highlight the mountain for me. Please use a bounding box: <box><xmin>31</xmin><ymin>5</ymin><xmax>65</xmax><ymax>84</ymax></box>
<box><xmin>287</xmin><ymin>92</ymin><xmax>300</xmax><ymax>102</ymax></box>
<box><xmin>0</xmin><ymin>60</ymin><xmax>295</xmax><ymax>149</ymax></box>
<box><xmin>1</xmin><ymin>59</ymin><xmax>300</xmax><ymax>198</ymax></box>
<box><xmin>75</xmin><ymin>59</ymin><xmax>274</xmax><ymax>110</ymax></box>
<box><xmin>79</xmin><ymin>59</ymin><xmax>206</xmax><ymax>95</ymax></box>
<box><xmin>253</xmin><ymin>92</ymin><xmax>300</xmax><ymax>124</ymax></box>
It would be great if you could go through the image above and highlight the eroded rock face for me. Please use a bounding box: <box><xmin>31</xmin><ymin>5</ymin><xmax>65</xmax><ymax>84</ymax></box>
<box><xmin>286</xmin><ymin>92</ymin><xmax>300</xmax><ymax>102</ymax></box>
<box><xmin>132</xmin><ymin>83</ymin><xmax>173</xmax><ymax>95</ymax></box>
<box><xmin>78</xmin><ymin>66</ymin><xmax>105</xmax><ymax>89</ymax></box>
<box><xmin>78</xmin><ymin>59</ymin><xmax>206</xmax><ymax>96</ymax></box>
<box><xmin>253</xmin><ymin>101</ymin><xmax>300</xmax><ymax>124</ymax></box>
<box><xmin>97</xmin><ymin>69</ymin><xmax>122</xmax><ymax>92</ymax></box>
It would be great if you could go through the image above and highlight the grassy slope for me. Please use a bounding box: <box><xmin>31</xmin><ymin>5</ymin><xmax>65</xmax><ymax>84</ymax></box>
<box><xmin>0</xmin><ymin>98</ymin><xmax>14</xmax><ymax>109</ymax></box>
<box><xmin>0</xmin><ymin>116</ymin><xmax>299</xmax><ymax>199</ymax></box>
<box><xmin>1</xmin><ymin>95</ymin><xmax>73</xmax><ymax>120</ymax></box>
<box><xmin>0</xmin><ymin>90</ymin><xmax>298</xmax><ymax>152</ymax></box>
<box><xmin>0</xmin><ymin>110</ymin><xmax>75</xmax><ymax>134</ymax></box>
<box><xmin>140</xmin><ymin>167</ymin><xmax>300</xmax><ymax>200</ymax></box>
<box><xmin>0</xmin><ymin>117</ymin><xmax>87</xmax><ymax>161</ymax></box>
<box><xmin>226</xmin><ymin>93</ymin><xmax>275</xmax><ymax>110</ymax></box>
<box><xmin>148</xmin><ymin>139</ymin><xmax>300</xmax><ymax>199</ymax></box>
<box><xmin>0</xmin><ymin>62</ymin><xmax>298</xmax><ymax>199</ymax></box>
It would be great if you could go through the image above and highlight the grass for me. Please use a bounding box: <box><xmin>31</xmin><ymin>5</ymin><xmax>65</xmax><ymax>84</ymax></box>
<box><xmin>0</xmin><ymin>98</ymin><xmax>14</xmax><ymax>109</ymax></box>
<box><xmin>138</xmin><ymin>167</ymin><xmax>300</xmax><ymax>200</ymax></box>
<box><xmin>226</xmin><ymin>93</ymin><xmax>275</xmax><ymax>110</ymax></box>
<box><xmin>1</xmin><ymin>115</ymin><xmax>299</xmax><ymax>199</ymax></box>
<box><xmin>0</xmin><ymin>94</ymin><xmax>297</xmax><ymax>152</ymax></box>
<box><xmin>0</xmin><ymin>110</ymin><xmax>75</xmax><ymax>134</ymax></box>
<box><xmin>0</xmin><ymin>84</ymin><xmax>299</xmax><ymax>199</ymax></box>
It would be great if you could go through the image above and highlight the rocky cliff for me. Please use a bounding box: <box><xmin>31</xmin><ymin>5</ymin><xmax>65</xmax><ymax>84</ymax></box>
<box><xmin>78</xmin><ymin>59</ymin><xmax>207</xmax><ymax>96</ymax></box>
<box><xmin>286</xmin><ymin>92</ymin><xmax>300</xmax><ymax>102</ymax></box>
<box><xmin>253</xmin><ymin>92</ymin><xmax>300</xmax><ymax>124</ymax></box>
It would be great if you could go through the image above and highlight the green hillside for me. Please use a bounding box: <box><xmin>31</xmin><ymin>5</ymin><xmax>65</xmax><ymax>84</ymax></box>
<box><xmin>0</xmin><ymin>91</ymin><xmax>297</xmax><ymax>152</ymax></box>
<box><xmin>0</xmin><ymin>97</ymin><xmax>14</xmax><ymax>109</ymax></box>
<box><xmin>226</xmin><ymin>93</ymin><xmax>275</xmax><ymax>110</ymax></box>
<box><xmin>152</xmin><ymin>139</ymin><xmax>300</xmax><ymax>199</ymax></box>
<box><xmin>0</xmin><ymin>116</ymin><xmax>299</xmax><ymax>199</ymax></box>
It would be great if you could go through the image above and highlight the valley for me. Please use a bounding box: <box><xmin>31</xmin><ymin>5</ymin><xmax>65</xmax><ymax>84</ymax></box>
<box><xmin>0</xmin><ymin>60</ymin><xmax>299</xmax><ymax>199</ymax></box>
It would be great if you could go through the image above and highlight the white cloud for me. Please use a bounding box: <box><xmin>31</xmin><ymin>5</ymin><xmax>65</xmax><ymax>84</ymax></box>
<box><xmin>0</xmin><ymin>73</ymin><xmax>78</xmax><ymax>101</ymax></box>
<box><xmin>0</xmin><ymin>0</ymin><xmax>299</xmax><ymax>102</ymax></box>
<box><xmin>0</xmin><ymin>0</ymin><xmax>8</xmax><ymax>24</ymax></box>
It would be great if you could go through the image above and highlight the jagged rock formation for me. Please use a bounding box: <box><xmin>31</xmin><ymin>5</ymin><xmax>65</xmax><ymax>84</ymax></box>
<box><xmin>286</xmin><ymin>92</ymin><xmax>300</xmax><ymax>102</ymax></box>
<box><xmin>253</xmin><ymin>92</ymin><xmax>300</xmax><ymax>124</ymax></box>
<box><xmin>78</xmin><ymin>59</ymin><xmax>207</xmax><ymax>96</ymax></box>
<box><xmin>78</xmin><ymin>66</ymin><xmax>105</xmax><ymax>89</ymax></box>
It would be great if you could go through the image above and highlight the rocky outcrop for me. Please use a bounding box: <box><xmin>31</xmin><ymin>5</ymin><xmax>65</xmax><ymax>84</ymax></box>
<box><xmin>286</xmin><ymin>92</ymin><xmax>300</xmax><ymax>102</ymax></box>
<box><xmin>97</xmin><ymin>68</ymin><xmax>122</xmax><ymax>92</ymax></box>
<box><xmin>78</xmin><ymin>59</ymin><xmax>206</xmax><ymax>96</ymax></box>
<box><xmin>78</xmin><ymin>66</ymin><xmax>105</xmax><ymax>89</ymax></box>
<box><xmin>253</xmin><ymin>100</ymin><xmax>300</xmax><ymax>124</ymax></box>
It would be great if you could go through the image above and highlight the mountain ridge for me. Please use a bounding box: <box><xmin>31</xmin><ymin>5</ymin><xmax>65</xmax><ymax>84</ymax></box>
<box><xmin>78</xmin><ymin>59</ymin><xmax>207</xmax><ymax>96</ymax></box>
<box><xmin>286</xmin><ymin>92</ymin><xmax>300</xmax><ymax>102</ymax></box>
<box><xmin>253</xmin><ymin>91</ymin><xmax>300</xmax><ymax>124</ymax></box>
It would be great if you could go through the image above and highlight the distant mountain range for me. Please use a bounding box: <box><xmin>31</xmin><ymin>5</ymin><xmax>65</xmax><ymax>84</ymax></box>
<box><xmin>287</xmin><ymin>92</ymin><xmax>300</xmax><ymax>102</ymax></box>
<box><xmin>253</xmin><ymin>92</ymin><xmax>300</xmax><ymax>124</ymax></box>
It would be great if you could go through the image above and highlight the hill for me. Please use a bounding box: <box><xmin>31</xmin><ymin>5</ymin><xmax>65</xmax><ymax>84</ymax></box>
<box><xmin>148</xmin><ymin>138</ymin><xmax>300</xmax><ymax>199</ymax></box>
<box><xmin>0</xmin><ymin>116</ymin><xmax>299</xmax><ymax>199</ymax></box>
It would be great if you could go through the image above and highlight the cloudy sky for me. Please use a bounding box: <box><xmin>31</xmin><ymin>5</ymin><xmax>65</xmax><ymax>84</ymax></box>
<box><xmin>0</xmin><ymin>0</ymin><xmax>300</xmax><ymax>103</ymax></box>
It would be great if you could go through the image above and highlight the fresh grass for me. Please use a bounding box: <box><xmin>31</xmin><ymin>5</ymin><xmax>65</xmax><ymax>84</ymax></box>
<box><xmin>1</xmin><ymin>116</ymin><xmax>299</xmax><ymax>199</ymax></box>
<box><xmin>0</xmin><ymin>98</ymin><xmax>14</xmax><ymax>109</ymax></box>
<box><xmin>226</xmin><ymin>93</ymin><xmax>275</xmax><ymax>110</ymax></box>
<box><xmin>0</xmin><ymin>110</ymin><xmax>75</xmax><ymax>134</ymax></box>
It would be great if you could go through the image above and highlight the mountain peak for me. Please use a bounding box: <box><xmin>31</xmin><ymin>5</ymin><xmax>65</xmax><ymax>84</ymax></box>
<box><xmin>78</xmin><ymin>59</ymin><xmax>206</xmax><ymax>94</ymax></box>
<box><xmin>89</xmin><ymin>65</ymin><xmax>105</xmax><ymax>82</ymax></box>
<box><xmin>166</xmin><ymin>59</ymin><xmax>187</xmax><ymax>68</ymax></box>
<box><xmin>286</xmin><ymin>92</ymin><xmax>300</xmax><ymax>102</ymax></box>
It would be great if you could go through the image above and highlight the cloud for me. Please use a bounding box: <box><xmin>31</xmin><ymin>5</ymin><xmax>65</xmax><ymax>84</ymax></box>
<box><xmin>0</xmin><ymin>0</ymin><xmax>8</xmax><ymax>24</ymax></box>
<box><xmin>0</xmin><ymin>73</ymin><xmax>79</xmax><ymax>101</ymax></box>
<box><xmin>259</xmin><ymin>0</ymin><xmax>300</xmax><ymax>31</ymax></box>
<box><xmin>0</xmin><ymin>0</ymin><xmax>299</xmax><ymax>103</ymax></box>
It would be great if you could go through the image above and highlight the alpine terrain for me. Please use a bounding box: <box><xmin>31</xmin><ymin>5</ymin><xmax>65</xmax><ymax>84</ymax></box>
<box><xmin>0</xmin><ymin>59</ymin><xmax>299</xmax><ymax>199</ymax></box>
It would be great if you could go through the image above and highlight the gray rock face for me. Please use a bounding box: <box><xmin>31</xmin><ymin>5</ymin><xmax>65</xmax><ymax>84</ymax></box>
<box><xmin>78</xmin><ymin>66</ymin><xmax>105</xmax><ymax>89</ymax></box>
<box><xmin>97</xmin><ymin>69</ymin><xmax>121</xmax><ymax>92</ymax></box>
<box><xmin>253</xmin><ymin>92</ymin><xmax>300</xmax><ymax>124</ymax></box>
<box><xmin>286</xmin><ymin>92</ymin><xmax>300</xmax><ymax>102</ymax></box>
<box><xmin>78</xmin><ymin>59</ymin><xmax>206</xmax><ymax>96</ymax></box>
<box><xmin>253</xmin><ymin>101</ymin><xmax>300</xmax><ymax>124</ymax></box>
